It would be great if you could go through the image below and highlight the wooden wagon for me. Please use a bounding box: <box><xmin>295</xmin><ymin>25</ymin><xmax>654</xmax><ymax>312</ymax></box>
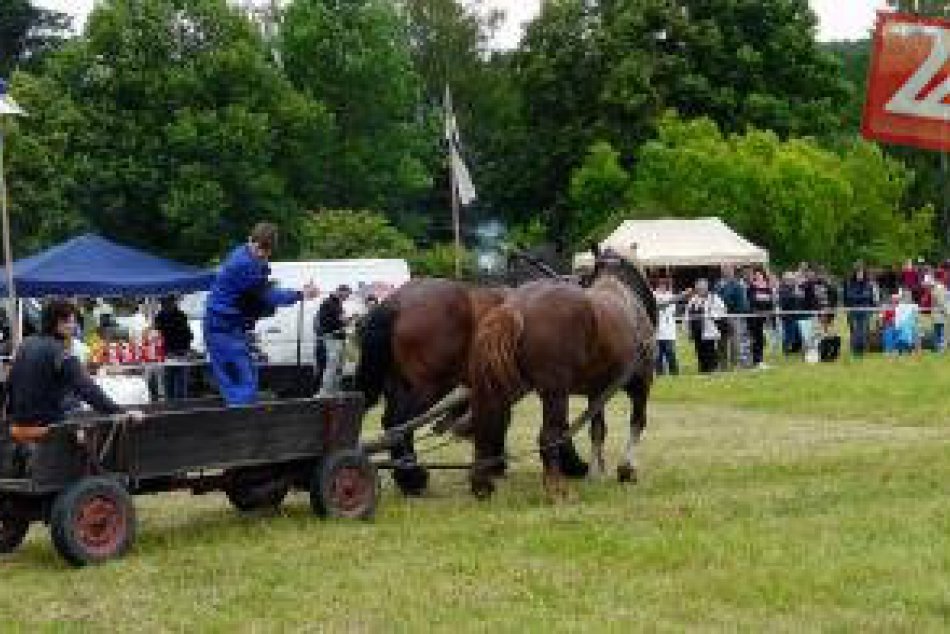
<box><xmin>0</xmin><ymin>393</ymin><xmax>375</xmax><ymax>566</ymax></box>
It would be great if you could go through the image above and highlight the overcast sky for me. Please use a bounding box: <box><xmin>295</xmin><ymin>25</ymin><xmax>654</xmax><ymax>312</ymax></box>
<box><xmin>36</xmin><ymin>0</ymin><xmax>888</xmax><ymax>46</ymax></box>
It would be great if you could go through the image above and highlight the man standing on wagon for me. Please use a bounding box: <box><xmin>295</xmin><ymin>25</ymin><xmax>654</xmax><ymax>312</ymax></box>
<box><xmin>204</xmin><ymin>223</ymin><xmax>319</xmax><ymax>406</ymax></box>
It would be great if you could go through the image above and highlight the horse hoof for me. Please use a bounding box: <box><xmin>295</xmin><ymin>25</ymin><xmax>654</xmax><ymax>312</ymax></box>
<box><xmin>617</xmin><ymin>464</ymin><xmax>638</xmax><ymax>484</ymax></box>
<box><xmin>470</xmin><ymin>479</ymin><xmax>495</xmax><ymax>500</ymax></box>
<box><xmin>558</xmin><ymin>445</ymin><xmax>590</xmax><ymax>479</ymax></box>
<box><xmin>393</xmin><ymin>466</ymin><xmax>430</xmax><ymax>497</ymax></box>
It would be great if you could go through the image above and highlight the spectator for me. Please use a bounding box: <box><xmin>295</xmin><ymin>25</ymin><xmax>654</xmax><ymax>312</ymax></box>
<box><xmin>154</xmin><ymin>295</ymin><xmax>194</xmax><ymax>400</ymax></box>
<box><xmin>686</xmin><ymin>279</ymin><xmax>726</xmax><ymax>374</ymax></box>
<box><xmin>314</xmin><ymin>285</ymin><xmax>352</xmax><ymax>394</ymax></box>
<box><xmin>746</xmin><ymin>268</ymin><xmax>774</xmax><ymax>369</ymax></box>
<box><xmin>901</xmin><ymin>259</ymin><xmax>920</xmax><ymax>302</ymax></box>
<box><xmin>843</xmin><ymin>262</ymin><xmax>876</xmax><ymax>357</ymax></box>
<box><xmin>925</xmin><ymin>274</ymin><xmax>947</xmax><ymax>352</ymax></box>
<box><xmin>894</xmin><ymin>287</ymin><xmax>919</xmax><ymax>355</ymax></box>
<box><xmin>715</xmin><ymin>265</ymin><xmax>748</xmax><ymax>370</ymax></box>
<box><xmin>778</xmin><ymin>271</ymin><xmax>805</xmax><ymax>355</ymax></box>
<box><xmin>881</xmin><ymin>293</ymin><xmax>899</xmax><ymax>355</ymax></box>
<box><xmin>654</xmin><ymin>278</ymin><xmax>680</xmax><ymax>376</ymax></box>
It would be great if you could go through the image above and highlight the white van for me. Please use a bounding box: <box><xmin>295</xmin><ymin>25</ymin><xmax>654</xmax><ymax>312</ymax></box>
<box><xmin>181</xmin><ymin>258</ymin><xmax>411</xmax><ymax>363</ymax></box>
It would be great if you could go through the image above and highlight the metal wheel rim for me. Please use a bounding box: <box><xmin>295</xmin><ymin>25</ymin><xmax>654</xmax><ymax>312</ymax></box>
<box><xmin>74</xmin><ymin>495</ymin><xmax>125</xmax><ymax>557</ymax></box>
<box><xmin>329</xmin><ymin>466</ymin><xmax>372</xmax><ymax>517</ymax></box>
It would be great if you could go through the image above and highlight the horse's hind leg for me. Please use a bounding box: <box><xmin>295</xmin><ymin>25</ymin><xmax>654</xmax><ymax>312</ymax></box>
<box><xmin>618</xmin><ymin>375</ymin><xmax>650</xmax><ymax>484</ymax></box>
<box><xmin>589</xmin><ymin>407</ymin><xmax>607</xmax><ymax>479</ymax></box>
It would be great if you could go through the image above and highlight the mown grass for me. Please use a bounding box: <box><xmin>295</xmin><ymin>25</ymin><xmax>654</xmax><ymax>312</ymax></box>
<box><xmin>2</xmin><ymin>355</ymin><xmax>950</xmax><ymax>631</ymax></box>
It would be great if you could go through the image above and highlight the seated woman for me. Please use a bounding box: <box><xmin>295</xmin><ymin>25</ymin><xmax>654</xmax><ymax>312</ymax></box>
<box><xmin>6</xmin><ymin>300</ymin><xmax>141</xmax><ymax>441</ymax></box>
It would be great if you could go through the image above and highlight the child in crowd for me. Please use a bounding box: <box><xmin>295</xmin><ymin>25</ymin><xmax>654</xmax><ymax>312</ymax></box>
<box><xmin>654</xmin><ymin>278</ymin><xmax>681</xmax><ymax>376</ymax></box>
<box><xmin>894</xmin><ymin>288</ymin><xmax>919</xmax><ymax>355</ymax></box>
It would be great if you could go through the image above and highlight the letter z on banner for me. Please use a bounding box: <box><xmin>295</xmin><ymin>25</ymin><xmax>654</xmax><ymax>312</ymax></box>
<box><xmin>863</xmin><ymin>12</ymin><xmax>950</xmax><ymax>152</ymax></box>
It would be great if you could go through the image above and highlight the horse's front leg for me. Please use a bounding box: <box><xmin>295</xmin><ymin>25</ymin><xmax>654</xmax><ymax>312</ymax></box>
<box><xmin>589</xmin><ymin>406</ymin><xmax>607</xmax><ymax>479</ymax></box>
<box><xmin>618</xmin><ymin>376</ymin><xmax>650</xmax><ymax>484</ymax></box>
<box><xmin>540</xmin><ymin>392</ymin><xmax>570</xmax><ymax>501</ymax></box>
<box><xmin>469</xmin><ymin>402</ymin><xmax>508</xmax><ymax>499</ymax></box>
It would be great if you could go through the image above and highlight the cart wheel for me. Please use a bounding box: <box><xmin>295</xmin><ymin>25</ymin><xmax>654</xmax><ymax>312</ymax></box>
<box><xmin>0</xmin><ymin>510</ymin><xmax>29</xmax><ymax>554</ymax></box>
<box><xmin>312</xmin><ymin>449</ymin><xmax>378</xmax><ymax>520</ymax></box>
<box><xmin>50</xmin><ymin>477</ymin><xmax>136</xmax><ymax>567</ymax></box>
<box><xmin>224</xmin><ymin>470</ymin><xmax>289</xmax><ymax>513</ymax></box>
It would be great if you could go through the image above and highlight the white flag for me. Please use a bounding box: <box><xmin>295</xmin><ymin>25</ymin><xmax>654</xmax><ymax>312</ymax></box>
<box><xmin>0</xmin><ymin>79</ymin><xmax>25</xmax><ymax>116</ymax></box>
<box><xmin>444</xmin><ymin>85</ymin><xmax>476</xmax><ymax>206</ymax></box>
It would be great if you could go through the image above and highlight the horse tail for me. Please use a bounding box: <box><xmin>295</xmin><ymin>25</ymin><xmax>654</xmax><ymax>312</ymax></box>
<box><xmin>354</xmin><ymin>302</ymin><xmax>397</xmax><ymax>408</ymax></box>
<box><xmin>470</xmin><ymin>305</ymin><xmax>524</xmax><ymax>401</ymax></box>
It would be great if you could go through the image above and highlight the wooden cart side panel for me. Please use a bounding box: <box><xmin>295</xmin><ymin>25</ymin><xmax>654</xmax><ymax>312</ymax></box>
<box><xmin>129</xmin><ymin>395</ymin><xmax>365</xmax><ymax>479</ymax></box>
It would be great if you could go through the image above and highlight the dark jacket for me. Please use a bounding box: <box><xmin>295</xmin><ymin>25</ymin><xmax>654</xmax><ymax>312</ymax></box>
<box><xmin>154</xmin><ymin>306</ymin><xmax>194</xmax><ymax>356</ymax></box>
<box><xmin>6</xmin><ymin>335</ymin><xmax>122</xmax><ymax>425</ymax></box>
<box><xmin>315</xmin><ymin>295</ymin><xmax>345</xmax><ymax>341</ymax></box>
<box><xmin>747</xmin><ymin>283</ymin><xmax>775</xmax><ymax>314</ymax></box>
<box><xmin>778</xmin><ymin>282</ymin><xmax>806</xmax><ymax>319</ymax></box>
<box><xmin>716</xmin><ymin>278</ymin><xmax>749</xmax><ymax>314</ymax></box>
<box><xmin>843</xmin><ymin>277</ymin><xmax>876</xmax><ymax>309</ymax></box>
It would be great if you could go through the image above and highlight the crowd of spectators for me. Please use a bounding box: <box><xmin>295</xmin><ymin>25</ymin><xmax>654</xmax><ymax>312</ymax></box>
<box><xmin>653</xmin><ymin>258</ymin><xmax>950</xmax><ymax>375</ymax></box>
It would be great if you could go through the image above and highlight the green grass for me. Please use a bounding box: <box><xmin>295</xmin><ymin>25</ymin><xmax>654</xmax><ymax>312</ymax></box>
<box><xmin>3</xmin><ymin>356</ymin><xmax>950</xmax><ymax>631</ymax></box>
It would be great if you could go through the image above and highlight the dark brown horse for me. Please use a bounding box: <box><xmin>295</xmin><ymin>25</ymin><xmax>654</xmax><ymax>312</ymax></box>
<box><xmin>355</xmin><ymin>278</ymin><xmax>588</xmax><ymax>496</ymax></box>
<box><xmin>467</xmin><ymin>251</ymin><xmax>657</xmax><ymax>498</ymax></box>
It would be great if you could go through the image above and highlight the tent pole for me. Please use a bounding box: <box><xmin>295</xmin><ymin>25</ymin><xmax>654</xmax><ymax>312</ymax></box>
<box><xmin>0</xmin><ymin>129</ymin><xmax>17</xmax><ymax>348</ymax></box>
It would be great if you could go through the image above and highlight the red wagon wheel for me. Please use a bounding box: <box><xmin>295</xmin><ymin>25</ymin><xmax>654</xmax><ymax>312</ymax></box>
<box><xmin>50</xmin><ymin>477</ymin><xmax>136</xmax><ymax>567</ymax></box>
<box><xmin>311</xmin><ymin>449</ymin><xmax>378</xmax><ymax>520</ymax></box>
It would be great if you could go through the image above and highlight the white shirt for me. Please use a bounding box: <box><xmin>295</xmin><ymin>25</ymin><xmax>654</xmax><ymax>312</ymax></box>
<box><xmin>656</xmin><ymin>292</ymin><xmax>678</xmax><ymax>341</ymax></box>
<box><xmin>687</xmin><ymin>294</ymin><xmax>726</xmax><ymax>341</ymax></box>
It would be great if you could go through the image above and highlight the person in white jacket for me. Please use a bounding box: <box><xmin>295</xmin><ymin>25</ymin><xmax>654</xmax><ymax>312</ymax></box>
<box><xmin>655</xmin><ymin>278</ymin><xmax>682</xmax><ymax>376</ymax></box>
<box><xmin>685</xmin><ymin>279</ymin><xmax>727</xmax><ymax>373</ymax></box>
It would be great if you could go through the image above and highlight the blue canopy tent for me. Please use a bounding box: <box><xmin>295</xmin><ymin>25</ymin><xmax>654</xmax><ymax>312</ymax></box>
<box><xmin>0</xmin><ymin>234</ymin><xmax>214</xmax><ymax>297</ymax></box>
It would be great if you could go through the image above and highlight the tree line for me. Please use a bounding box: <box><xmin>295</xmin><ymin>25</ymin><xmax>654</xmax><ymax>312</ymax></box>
<box><xmin>0</xmin><ymin>0</ymin><xmax>944</xmax><ymax>272</ymax></box>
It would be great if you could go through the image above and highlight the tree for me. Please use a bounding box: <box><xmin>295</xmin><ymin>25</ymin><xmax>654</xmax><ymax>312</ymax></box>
<box><xmin>18</xmin><ymin>0</ymin><xmax>333</xmax><ymax>263</ymax></box>
<box><xmin>0</xmin><ymin>0</ymin><xmax>72</xmax><ymax>77</ymax></box>
<box><xmin>6</xmin><ymin>71</ymin><xmax>87</xmax><ymax>256</ymax></box>
<box><xmin>298</xmin><ymin>210</ymin><xmax>415</xmax><ymax>259</ymax></box>
<box><xmin>408</xmin><ymin>243</ymin><xmax>477</xmax><ymax>277</ymax></box>
<box><xmin>626</xmin><ymin>114</ymin><xmax>934</xmax><ymax>269</ymax></box>
<box><xmin>513</xmin><ymin>0</ymin><xmax>851</xmax><ymax>238</ymax></box>
<box><xmin>281</xmin><ymin>0</ymin><xmax>434</xmax><ymax>215</ymax></box>
<box><xmin>567</xmin><ymin>141</ymin><xmax>631</xmax><ymax>243</ymax></box>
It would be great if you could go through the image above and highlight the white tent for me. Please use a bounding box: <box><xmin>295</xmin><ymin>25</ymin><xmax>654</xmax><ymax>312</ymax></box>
<box><xmin>574</xmin><ymin>217</ymin><xmax>768</xmax><ymax>269</ymax></box>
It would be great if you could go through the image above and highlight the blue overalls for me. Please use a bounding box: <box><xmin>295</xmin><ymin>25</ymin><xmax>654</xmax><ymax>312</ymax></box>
<box><xmin>204</xmin><ymin>244</ymin><xmax>301</xmax><ymax>405</ymax></box>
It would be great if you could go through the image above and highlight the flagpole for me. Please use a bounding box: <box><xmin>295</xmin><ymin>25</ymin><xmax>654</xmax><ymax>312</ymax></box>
<box><xmin>451</xmin><ymin>146</ymin><xmax>462</xmax><ymax>278</ymax></box>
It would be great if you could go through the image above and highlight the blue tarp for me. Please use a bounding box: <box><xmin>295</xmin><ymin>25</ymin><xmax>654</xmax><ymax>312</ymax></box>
<box><xmin>0</xmin><ymin>234</ymin><xmax>215</xmax><ymax>297</ymax></box>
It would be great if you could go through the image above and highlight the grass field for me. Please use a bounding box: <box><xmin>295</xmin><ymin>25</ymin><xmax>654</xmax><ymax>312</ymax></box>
<box><xmin>3</xmin><ymin>355</ymin><xmax>950</xmax><ymax>631</ymax></box>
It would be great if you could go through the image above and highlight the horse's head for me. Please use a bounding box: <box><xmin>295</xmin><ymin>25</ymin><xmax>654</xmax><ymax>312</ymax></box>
<box><xmin>592</xmin><ymin>250</ymin><xmax>658</xmax><ymax>328</ymax></box>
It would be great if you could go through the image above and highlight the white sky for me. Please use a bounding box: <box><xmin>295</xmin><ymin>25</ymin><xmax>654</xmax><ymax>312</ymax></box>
<box><xmin>37</xmin><ymin>0</ymin><xmax>888</xmax><ymax>46</ymax></box>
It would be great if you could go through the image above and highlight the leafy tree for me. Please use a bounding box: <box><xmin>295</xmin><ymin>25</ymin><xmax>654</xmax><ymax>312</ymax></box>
<box><xmin>20</xmin><ymin>0</ymin><xmax>333</xmax><ymax>263</ymax></box>
<box><xmin>568</xmin><ymin>141</ymin><xmax>632</xmax><ymax>243</ymax></box>
<box><xmin>5</xmin><ymin>71</ymin><xmax>87</xmax><ymax>256</ymax></box>
<box><xmin>281</xmin><ymin>0</ymin><xmax>434</xmax><ymax>214</ymax></box>
<box><xmin>626</xmin><ymin>114</ymin><xmax>934</xmax><ymax>269</ymax></box>
<box><xmin>513</xmin><ymin>0</ymin><xmax>851</xmax><ymax>237</ymax></box>
<box><xmin>408</xmin><ymin>242</ymin><xmax>476</xmax><ymax>278</ymax></box>
<box><xmin>0</xmin><ymin>0</ymin><xmax>72</xmax><ymax>76</ymax></box>
<box><xmin>298</xmin><ymin>210</ymin><xmax>415</xmax><ymax>259</ymax></box>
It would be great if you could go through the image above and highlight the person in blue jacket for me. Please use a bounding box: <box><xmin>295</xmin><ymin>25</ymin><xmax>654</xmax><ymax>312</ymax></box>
<box><xmin>204</xmin><ymin>223</ymin><xmax>319</xmax><ymax>405</ymax></box>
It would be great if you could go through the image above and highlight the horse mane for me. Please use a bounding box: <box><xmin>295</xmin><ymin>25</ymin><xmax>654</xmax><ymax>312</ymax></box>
<box><xmin>469</xmin><ymin>304</ymin><xmax>525</xmax><ymax>401</ymax></box>
<box><xmin>592</xmin><ymin>254</ymin><xmax>658</xmax><ymax>328</ymax></box>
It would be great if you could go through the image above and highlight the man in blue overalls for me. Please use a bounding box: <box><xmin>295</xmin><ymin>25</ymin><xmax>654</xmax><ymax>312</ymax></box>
<box><xmin>204</xmin><ymin>223</ymin><xmax>319</xmax><ymax>405</ymax></box>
